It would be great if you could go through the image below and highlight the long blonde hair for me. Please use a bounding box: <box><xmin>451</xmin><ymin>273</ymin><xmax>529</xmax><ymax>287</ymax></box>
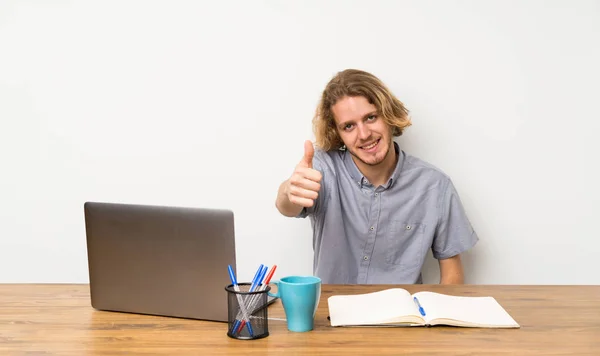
<box><xmin>313</xmin><ymin>69</ymin><xmax>412</xmax><ymax>151</ymax></box>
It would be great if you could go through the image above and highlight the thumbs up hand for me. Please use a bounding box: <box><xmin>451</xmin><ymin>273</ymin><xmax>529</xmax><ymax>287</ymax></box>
<box><xmin>286</xmin><ymin>140</ymin><xmax>323</xmax><ymax>208</ymax></box>
<box><xmin>300</xmin><ymin>139</ymin><xmax>314</xmax><ymax>168</ymax></box>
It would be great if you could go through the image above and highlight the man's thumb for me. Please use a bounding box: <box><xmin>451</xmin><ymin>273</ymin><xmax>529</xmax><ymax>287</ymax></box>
<box><xmin>301</xmin><ymin>140</ymin><xmax>314</xmax><ymax>168</ymax></box>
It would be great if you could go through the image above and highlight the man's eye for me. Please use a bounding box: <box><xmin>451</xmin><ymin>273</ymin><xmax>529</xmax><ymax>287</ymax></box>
<box><xmin>367</xmin><ymin>115</ymin><xmax>376</xmax><ymax>121</ymax></box>
<box><xmin>344</xmin><ymin>124</ymin><xmax>353</xmax><ymax>131</ymax></box>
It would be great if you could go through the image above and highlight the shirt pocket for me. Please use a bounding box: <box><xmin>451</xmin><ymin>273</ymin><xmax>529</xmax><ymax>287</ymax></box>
<box><xmin>385</xmin><ymin>221</ymin><xmax>425</xmax><ymax>269</ymax></box>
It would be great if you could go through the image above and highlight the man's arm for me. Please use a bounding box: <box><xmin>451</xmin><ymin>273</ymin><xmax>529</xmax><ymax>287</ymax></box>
<box><xmin>434</xmin><ymin>178</ymin><xmax>478</xmax><ymax>284</ymax></box>
<box><xmin>438</xmin><ymin>254</ymin><xmax>464</xmax><ymax>284</ymax></box>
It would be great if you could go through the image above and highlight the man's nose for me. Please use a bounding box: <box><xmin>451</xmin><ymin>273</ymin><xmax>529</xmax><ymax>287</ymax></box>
<box><xmin>357</xmin><ymin>123</ymin><xmax>370</xmax><ymax>140</ymax></box>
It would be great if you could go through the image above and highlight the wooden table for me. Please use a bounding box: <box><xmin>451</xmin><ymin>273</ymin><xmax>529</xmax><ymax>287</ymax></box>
<box><xmin>1</xmin><ymin>284</ymin><xmax>599</xmax><ymax>355</ymax></box>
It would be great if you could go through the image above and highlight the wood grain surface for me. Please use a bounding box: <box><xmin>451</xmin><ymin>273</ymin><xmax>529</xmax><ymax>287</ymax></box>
<box><xmin>1</xmin><ymin>284</ymin><xmax>599</xmax><ymax>355</ymax></box>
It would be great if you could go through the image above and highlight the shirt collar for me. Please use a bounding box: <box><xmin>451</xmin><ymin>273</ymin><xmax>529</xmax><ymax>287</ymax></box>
<box><xmin>342</xmin><ymin>141</ymin><xmax>404</xmax><ymax>189</ymax></box>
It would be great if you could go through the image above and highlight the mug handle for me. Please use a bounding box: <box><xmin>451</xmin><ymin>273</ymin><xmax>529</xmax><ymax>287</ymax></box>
<box><xmin>267</xmin><ymin>280</ymin><xmax>280</xmax><ymax>298</ymax></box>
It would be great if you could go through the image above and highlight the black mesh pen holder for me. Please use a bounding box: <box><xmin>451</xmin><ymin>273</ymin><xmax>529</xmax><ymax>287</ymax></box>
<box><xmin>225</xmin><ymin>283</ymin><xmax>271</xmax><ymax>340</ymax></box>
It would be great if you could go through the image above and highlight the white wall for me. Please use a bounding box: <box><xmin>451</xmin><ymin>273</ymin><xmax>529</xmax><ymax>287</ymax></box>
<box><xmin>1</xmin><ymin>0</ymin><xmax>599</xmax><ymax>284</ymax></box>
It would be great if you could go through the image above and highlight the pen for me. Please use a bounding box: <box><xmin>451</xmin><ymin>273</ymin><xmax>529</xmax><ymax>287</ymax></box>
<box><xmin>261</xmin><ymin>265</ymin><xmax>277</xmax><ymax>288</ymax></box>
<box><xmin>413</xmin><ymin>296</ymin><xmax>426</xmax><ymax>317</ymax></box>
<box><xmin>233</xmin><ymin>264</ymin><xmax>265</xmax><ymax>335</ymax></box>
<box><xmin>235</xmin><ymin>265</ymin><xmax>268</xmax><ymax>334</ymax></box>
<box><xmin>249</xmin><ymin>265</ymin><xmax>267</xmax><ymax>293</ymax></box>
<box><xmin>242</xmin><ymin>265</ymin><xmax>277</xmax><ymax>317</ymax></box>
<box><xmin>228</xmin><ymin>265</ymin><xmax>254</xmax><ymax>337</ymax></box>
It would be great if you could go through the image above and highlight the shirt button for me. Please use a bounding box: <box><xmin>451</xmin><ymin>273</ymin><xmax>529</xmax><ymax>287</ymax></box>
<box><xmin>363</xmin><ymin>256</ymin><xmax>369</xmax><ymax>261</ymax></box>
<box><xmin>406</xmin><ymin>225</ymin><xmax>412</xmax><ymax>230</ymax></box>
<box><xmin>370</xmin><ymin>226</ymin><xmax>374</xmax><ymax>231</ymax></box>
<box><xmin>374</xmin><ymin>193</ymin><xmax>379</xmax><ymax>197</ymax></box>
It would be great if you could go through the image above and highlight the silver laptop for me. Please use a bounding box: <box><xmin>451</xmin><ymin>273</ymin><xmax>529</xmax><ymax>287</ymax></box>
<box><xmin>84</xmin><ymin>201</ymin><xmax>237</xmax><ymax>322</ymax></box>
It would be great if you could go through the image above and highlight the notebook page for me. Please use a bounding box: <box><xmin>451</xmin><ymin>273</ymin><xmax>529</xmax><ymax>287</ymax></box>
<box><xmin>411</xmin><ymin>291</ymin><xmax>519</xmax><ymax>327</ymax></box>
<box><xmin>328</xmin><ymin>288</ymin><xmax>422</xmax><ymax>326</ymax></box>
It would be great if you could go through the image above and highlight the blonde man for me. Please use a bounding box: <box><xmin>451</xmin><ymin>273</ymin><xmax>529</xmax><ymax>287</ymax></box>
<box><xmin>276</xmin><ymin>69</ymin><xmax>478</xmax><ymax>284</ymax></box>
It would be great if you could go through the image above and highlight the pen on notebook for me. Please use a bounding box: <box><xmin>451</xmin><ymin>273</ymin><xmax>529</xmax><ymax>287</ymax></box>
<box><xmin>413</xmin><ymin>296</ymin><xmax>426</xmax><ymax>317</ymax></box>
<box><xmin>228</xmin><ymin>265</ymin><xmax>254</xmax><ymax>337</ymax></box>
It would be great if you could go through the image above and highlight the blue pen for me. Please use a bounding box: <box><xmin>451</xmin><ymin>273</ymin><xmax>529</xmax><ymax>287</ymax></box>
<box><xmin>413</xmin><ymin>297</ymin><xmax>426</xmax><ymax>317</ymax></box>
<box><xmin>234</xmin><ymin>265</ymin><xmax>270</xmax><ymax>322</ymax></box>
<box><xmin>249</xmin><ymin>265</ymin><xmax>268</xmax><ymax>292</ymax></box>
<box><xmin>228</xmin><ymin>265</ymin><xmax>254</xmax><ymax>337</ymax></box>
<box><xmin>249</xmin><ymin>264</ymin><xmax>264</xmax><ymax>288</ymax></box>
<box><xmin>233</xmin><ymin>264</ymin><xmax>264</xmax><ymax>335</ymax></box>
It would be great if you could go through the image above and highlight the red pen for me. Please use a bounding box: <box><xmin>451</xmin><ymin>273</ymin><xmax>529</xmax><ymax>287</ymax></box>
<box><xmin>261</xmin><ymin>265</ymin><xmax>277</xmax><ymax>287</ymax></box>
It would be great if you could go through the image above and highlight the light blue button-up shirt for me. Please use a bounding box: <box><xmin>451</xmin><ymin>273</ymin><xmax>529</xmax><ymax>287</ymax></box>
<box><xmin>299</xmin><ymin>142</ymin><xmax>479</xmax><ymax>284</ymax></box>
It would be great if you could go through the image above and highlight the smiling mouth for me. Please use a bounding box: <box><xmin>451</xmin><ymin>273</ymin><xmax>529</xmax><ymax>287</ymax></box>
<box><xmin>360</xmin><ymin>138</ymin><xmax>380</xmax><ymax>151</ymax></box>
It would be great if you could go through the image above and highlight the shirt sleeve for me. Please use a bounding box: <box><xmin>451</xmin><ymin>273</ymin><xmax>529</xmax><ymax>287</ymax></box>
<box><xmin>432</xmin><ymin>178</ymin><xmax>479</xmax><ymax>259</ymax></box>
<box><xmin>296</xmin><ymin>150</ymin><xmax>328</xmax><ymax>219</ymax></box>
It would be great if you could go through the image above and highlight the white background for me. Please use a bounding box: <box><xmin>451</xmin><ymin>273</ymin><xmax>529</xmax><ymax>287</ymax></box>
<box><xmin>1</xmin><ymin>0</ymin><xmax>599</xmax><ymax>284</ymax></box>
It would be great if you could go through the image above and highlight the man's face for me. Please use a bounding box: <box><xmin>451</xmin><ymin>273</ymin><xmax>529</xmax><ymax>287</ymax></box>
<box><xmin>331</xmin><ymin>96</ymin><xmax>393</xmax><ymax>167</ymax></box>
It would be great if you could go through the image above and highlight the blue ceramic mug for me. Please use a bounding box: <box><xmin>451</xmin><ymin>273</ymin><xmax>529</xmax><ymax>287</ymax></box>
<box><xmin>268</xmin><ymin>276</ymin><xmax>321</xmax><ymax>332</ymax></box>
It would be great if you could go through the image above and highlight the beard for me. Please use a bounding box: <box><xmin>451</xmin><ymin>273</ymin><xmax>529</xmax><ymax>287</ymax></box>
<box><xmin>346</xmin><ymin>137</ymin><xmax>393</xmax><ymax>167</ymax></box>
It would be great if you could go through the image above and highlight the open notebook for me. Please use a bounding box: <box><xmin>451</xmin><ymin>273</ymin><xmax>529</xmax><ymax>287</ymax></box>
<box><xmin>327</xmin><ymin>288</ymin><xmax>520</xmax><ymax>328</ymax></box>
